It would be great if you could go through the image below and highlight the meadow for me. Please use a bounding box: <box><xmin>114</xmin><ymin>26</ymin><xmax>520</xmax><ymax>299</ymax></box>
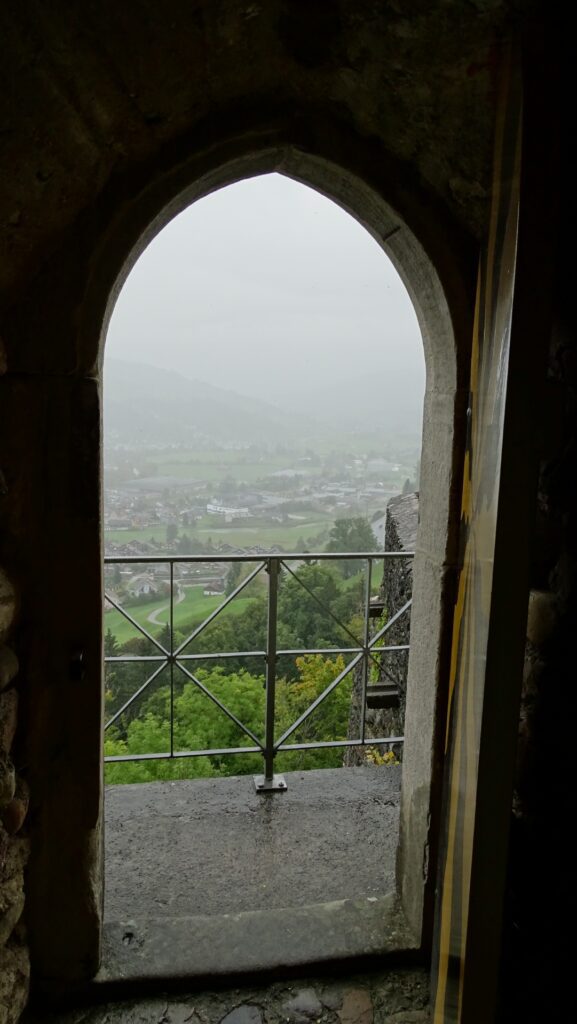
<box><xmin>104</xmin><ymin>517</ymin><xmax>333</xmax><ymax>550</ymax></box>
<box><xmin>104</xmin><ymin>585</ymin><xmax>253</xmax><ymax>646</ymax></box>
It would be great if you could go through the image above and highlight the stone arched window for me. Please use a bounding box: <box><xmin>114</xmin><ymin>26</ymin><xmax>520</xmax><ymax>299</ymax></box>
<box><xmin>19</xmin><ymin>133</ymin><xmax>472</xmax><ymax>987</ymax></box>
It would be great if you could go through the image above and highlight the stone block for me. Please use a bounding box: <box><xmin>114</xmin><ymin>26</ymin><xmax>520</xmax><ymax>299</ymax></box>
<box><xmin>338</xmin><ymin>989</ymin><xmax>373</xmax><ymax>1024</ymax></box>
<box><xmin>0</xmin><ymin>939</ymin><xmax>30</xmax><ymax>1024</ymax></box>
<box><xmin>0</xmin><ymin>778</ymin><xmax>29</xmax><ymax>835</ymax></box>
<box><xmin>0</xmin><ymin>648</ymin><xmax>18</xmax><ymax>692</ymax></box>
<box><xmin>321</xmin><ymin>987</ymin><xmax>344</xmax><ymax>1011</ymax></box>
<box><xmin>0</xmin><ymin>832</ymin><xmax>29</xmax><ymax>885</ymax></box>
<box><xmin>0</xmin><ymin>572</ymin><xmax>16</xmax><ymax>643</ymax></box>
<box><xmin>0</xmin><ymin>758</ymin><xmax>15</xmax><ymax>809</ymax></box>
<box><xmin>220</xmin><ymin>1007</ymin><xmax>263</xmax><ymax>1024</ymax></box>
<box><xmin>282</xmin><ymin>988</ymin><xmax>323</xmax><ymax>1020</ymax></box>
<box><xmin>0</xmin><ymin>690</ymin><xmax>18</xmax><ymax>755</ymax></box>
<box><xmin>526</xmin><ymin>589</ymin><xmax>557</xmax><ymax>647</ymax></box>
<box><xmin>0</xmin><ymin>875</ymin><xmax>25</xmax><ymax>945</ymax></box>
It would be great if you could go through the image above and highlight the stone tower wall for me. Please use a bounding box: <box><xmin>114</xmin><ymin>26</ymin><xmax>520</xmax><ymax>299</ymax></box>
<box><xmin>345</xmin><ymin>493</ymin><xmax>418</xmax><ymax>765</ymax></box>
<box><xmin>0</xmin><ymin>557</ymin><xmax>29</xmax><ymax>1023</ymax></box>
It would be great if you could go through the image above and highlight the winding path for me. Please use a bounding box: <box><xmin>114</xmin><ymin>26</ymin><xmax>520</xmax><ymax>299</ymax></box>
<box><xmin>146</xmin><ymin>585</ymin><xmax>186</xmax><ymax>626</ymax></box>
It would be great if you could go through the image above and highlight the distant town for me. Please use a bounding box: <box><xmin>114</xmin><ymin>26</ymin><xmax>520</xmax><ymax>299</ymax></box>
<box><xmin>102</xmin><ymin>359</ymin><xmax>421</xmax><ymax>634</ymax></box>
<box><xmin>104</xmin><ymin>442</ymin><xmax>419</xmax><ymax>558</ymax></box>
<box><xmin>103</xmin><ymin>440</ymin><xmax>418</xmax><ymax>621</ymax></box>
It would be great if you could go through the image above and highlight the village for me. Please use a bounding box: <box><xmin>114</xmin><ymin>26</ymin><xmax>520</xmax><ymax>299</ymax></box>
<box><xmin>102</xmin><ymin>440</ymin><xmax>418</xmax><ymax>621</ymax></box>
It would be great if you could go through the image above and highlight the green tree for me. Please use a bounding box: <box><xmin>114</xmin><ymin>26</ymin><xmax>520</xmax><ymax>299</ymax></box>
<box><xmin>105</xmin><ymin>667</ymin><xmax>266</xmax><ymax>783</ymax></box>
<box><xmin>104</xmin><ymin>626</ymin><xmax>120</xmax><ymax>657</ymax></box>
<box><xmin>225</xmin><ymin>561</ymin><xmax>241</xmax><ymax>596</ymax></box>
<box><xmin>166</xmin><ymin>521</ymin><xmax>179</xmax><ymax>546</ymax></box>
<box><xmin>277</xmin><ymin>563</ymin><xmax>345</xmax><ymax>649</ymax></box>
<box><xmin>275</xmin><ymin>654</ymin><xmax>351</xmax><ymax>771</ymax></box>
<box><xmin>325</xmin><ymin>517</ymin><xmax>377</xmax><ymax>577</ymax></box>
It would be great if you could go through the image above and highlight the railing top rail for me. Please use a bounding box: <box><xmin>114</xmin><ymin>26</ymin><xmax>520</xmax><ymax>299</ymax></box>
<box><xmin>104</xmin><ymin>550</ymin><xmax>415</xmax><ymax>564</ymax></box>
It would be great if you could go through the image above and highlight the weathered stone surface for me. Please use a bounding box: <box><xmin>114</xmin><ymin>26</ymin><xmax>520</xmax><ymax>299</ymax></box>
<box><xmin>220</xmin><ymin>1007</ymin><xmax>262</xmax><ymax>1024</ymax></box>
<box><xmin>0</xmin><ymin>0</ymin><xmax>511</xmax><ymax>319</ymax></box>
<box><xmin>0</xmin><ymin>940</ymin><xmax>30</xmax><ymax>1024</ymax></box>
<box><xmin>21</xmin><ymin>969</ymin><xmax>429</xmax><ymax>1023</ymax></box>
<box><xmin>0</xmin><ymin>758</ymin><xmax>15</xmax><ymax>808</ymax></box>
<box><xmin>321</xmin><ymin>988</ymin><xmax>344</xmax><ymax>1011</ymax></box>
<box><xmin>0</xmin><ymin>690</ymin><xmax>18</xmax><ymax>755</ymax></box>
<box><xmin>0</xmin><ymin>832</ymin><xmax>29</xmax><ymax>884</ymax></box>
<box><xmin>0</xmin><ymin>777</ymin><xmax>29</xmax><ymax>835</ymax></box>
<box><xmin>371</xmin><ymin>971</ymin><xmax>430</xmax><ymax>1021</ymax></box>
<box><xmin>346</xmin><ymin>494</ymin><xmax>417</xmax><ymax>767</ymax></box>
<box><xmin>105</xmin><ymin>769</ymin><xmax>401</xmax><ymax>922</ymax></box>
<box><xmin>100</xmin><ymin>893</ymin><xmax>416</xmax><ymax>987</ymax></box>
<box><xmin>282</xmin><ymin>988</ymin><xmax>323</xmax><ymax>1020</ymax></box>
<box><xmin>338</xmin><ymin>989</ymin><xmax>373</xmax><ymax>1024</ymax></box>
<box><xmin>0</xmin><ymin>875</ymin><xmax>25</xmax><ymax>945</ymax></box>
<box><xmin>165</xmin><ymin>1006</ymin><xmax>204</xmax><ymax>1024</ymax></box>
<box><xmin>526</xmin><ymin>589</ymin><xmax>557</xmax><ymax>647</ymax></box>
<box><xmin>380</xmin><ymin>1014</ymin><xmax>429</xmax><ymax>1024</ymax></box>
<box><xmin>0</xmin><ymin>648</ymin><xmax>18</xmax><ymax>692</ymax></box>
<box><xmin>0</xmin><ymin>572</ymin><xmax>16</xmax><ymax>643</ymax></box>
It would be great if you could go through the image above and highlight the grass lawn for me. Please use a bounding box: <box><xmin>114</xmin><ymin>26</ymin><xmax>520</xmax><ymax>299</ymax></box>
<box><xmin>105</xmin><ymin>517</ymin><xmax>332</xmax><ymax>551</ymax></box>
<box><xmin>195</xmin><ymin>519</ymin><xmax>331</xmax><ymax>549</ymax></box>
<box><xmin>104</xmin><ymin>587</ymin><xmax>253</xmax><ymax>646</ymax></box>
<box><xmin>152</xmin><ymin>458</ymin><xmax>313</xmax><ymax>484</ymax></box>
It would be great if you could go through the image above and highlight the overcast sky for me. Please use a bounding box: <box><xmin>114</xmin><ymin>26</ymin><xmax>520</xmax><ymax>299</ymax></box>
<box><xmin>105</xmin><ymin>172</ymin><xmax>424</xmax><ymax>406</ymax></box>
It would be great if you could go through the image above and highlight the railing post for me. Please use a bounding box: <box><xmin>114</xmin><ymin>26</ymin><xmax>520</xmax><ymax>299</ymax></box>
<box><xmin>360</xmin><ymin>557</ymin><xmax>373</xmax><ymax>744</ymax></box>
<box><xmin>254</xmin><ymin>556</ymin><xmax>286</xmax><ymax>793</ymax></box>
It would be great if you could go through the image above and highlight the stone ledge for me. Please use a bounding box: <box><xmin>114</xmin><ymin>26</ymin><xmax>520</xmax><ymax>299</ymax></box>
<box><xmin>95</xmin><ymin>894</ymin><xmax>419</xmax><ymax>995</ymax></box>
<box><xmin>105</xmin><ymin>768</ymin><xmax>402</xmax><ymax>922</ymax></box>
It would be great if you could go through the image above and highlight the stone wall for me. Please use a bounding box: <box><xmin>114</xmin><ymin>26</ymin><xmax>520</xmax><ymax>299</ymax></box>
<box><xmin>378</xmin><ymin>492</ymin><xmax>418</xmax><ymax>746</ymax></box>
<box><xmin>0</xmin><ymin>564</ymin><xmax>30</xmax><ymax>1024</ymax></box>
<box><xmin>345</xmin><ymin>494</ymin><xmax>418</xmax><ymax>765</ymax></box>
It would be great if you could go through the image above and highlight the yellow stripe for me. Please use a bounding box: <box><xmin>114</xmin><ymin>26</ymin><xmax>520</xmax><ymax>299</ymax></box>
<box><xmin>459</xmin><ymin>547</ymin><xmax>479</xmax><ymax>1015</ymax></box>
<box><xmin>434</xmin><ymin>645</ymin><xmax>466</xmax><ymax>1021</ymax></box>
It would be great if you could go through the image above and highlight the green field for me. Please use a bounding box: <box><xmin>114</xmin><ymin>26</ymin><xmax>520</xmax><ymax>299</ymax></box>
<box><xmin>105</xmin><ymin>517</ymin><xmax>332</xmax><ymax>551</ymax></box>
<box><xmin>104</xmin><ymin>586</ymin><xmax>253</xmax><ymax>645</ymax></box>
<box><xmin>144</xmin><ymin>455</ymin><xmax>315</xmax><ymax>483</ymax></box>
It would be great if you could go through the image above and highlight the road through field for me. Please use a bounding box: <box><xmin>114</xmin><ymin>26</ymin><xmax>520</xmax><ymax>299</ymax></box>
<box><xmin>146</xmin><ymin>585</ymin><xmax>186</xmax><ymax>626</ymax></box>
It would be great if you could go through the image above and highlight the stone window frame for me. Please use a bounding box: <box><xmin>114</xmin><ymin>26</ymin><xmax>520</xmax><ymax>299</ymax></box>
<box><xmin>23</xmin><ymin>127</ymin><xmax>472</xmax><ymax>988</ymax></box>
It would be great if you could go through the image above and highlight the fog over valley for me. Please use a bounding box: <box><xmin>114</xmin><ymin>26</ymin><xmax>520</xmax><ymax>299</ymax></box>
<box><xmin>101</xmin><ymin>173</ymin><xmax>424</xmax><ymax>784</ymax></box>
<box><xmin>103</xmin><ymin>173</ymin><xmax>424</xmax><ymax>557</ymax></box>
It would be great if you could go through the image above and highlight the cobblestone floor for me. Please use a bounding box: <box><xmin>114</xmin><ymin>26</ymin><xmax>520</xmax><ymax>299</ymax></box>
<box><xmin>24</xmin><ymin>968</ymin><xmax>430</xmax><ymax>1024</ymax></box>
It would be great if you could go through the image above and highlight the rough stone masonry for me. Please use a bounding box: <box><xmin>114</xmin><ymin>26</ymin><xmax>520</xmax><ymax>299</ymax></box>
<box><xmin>0</xmin><ymin>561</ymin><xmax>30</xmax><ymax>1024</ymax></box>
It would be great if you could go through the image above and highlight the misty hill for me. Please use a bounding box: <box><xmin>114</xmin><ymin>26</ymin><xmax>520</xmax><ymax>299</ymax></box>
<box><xmin>104</xmin><ymin>360</ymin><xmax>316</xmax><ymax>447</ymax></box>
<box><xmin>277</xmin><ymin>367</ymin><xmax>424</xmax><ymax>436</ymax></box>
<box><xmin>104</xmin><ymin>358</ymin><xmax>424</xmax><ymax>448</ymax></box>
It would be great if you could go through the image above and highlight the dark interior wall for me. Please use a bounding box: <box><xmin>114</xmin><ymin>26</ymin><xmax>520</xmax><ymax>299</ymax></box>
<box><xmin>0</xmin><ymin>0</ymin><xmax>511</xmax><ymax>318</ymax></box>
<box><xmin>498</xmin><ymin>34</ymin><xmax>576</xmax><ymax>1020</ymax></box>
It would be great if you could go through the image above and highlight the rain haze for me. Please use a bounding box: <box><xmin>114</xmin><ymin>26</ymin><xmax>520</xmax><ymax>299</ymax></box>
<box><xmin>103</xmin><ymin>172</ymin><xmax>425</xmax><ymax>559</ymax></box>
<box><xmin>104</xmin><ymin>173</ymin><xmax>425</xmax><ymax>435</ymax></box>
<box><xmin>102</xmin><ymin>174</ymin><xmax>425</xmax><ymax>782</ymax></box>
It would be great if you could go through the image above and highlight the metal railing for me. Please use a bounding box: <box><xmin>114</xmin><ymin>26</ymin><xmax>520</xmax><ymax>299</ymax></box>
<box><xmin>103</xmin><ymin>552</ymin><xmax>413</xmax><ymax>791</ymax></box>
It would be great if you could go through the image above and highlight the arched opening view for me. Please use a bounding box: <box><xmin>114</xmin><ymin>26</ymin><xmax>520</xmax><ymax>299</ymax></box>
<box><xmin>102</xmin><ymin>173</ymin><xmax>427</xmax><ymax>969</ymax></box>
